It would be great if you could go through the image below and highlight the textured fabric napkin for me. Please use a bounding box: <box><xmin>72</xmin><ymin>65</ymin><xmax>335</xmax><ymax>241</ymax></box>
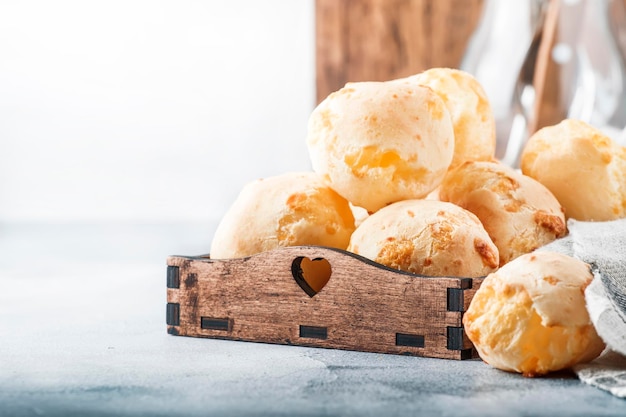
<box><xmin>540</xmin><ymin>218</ymin><xmax>626</xmax><ymax>398</ymax></box>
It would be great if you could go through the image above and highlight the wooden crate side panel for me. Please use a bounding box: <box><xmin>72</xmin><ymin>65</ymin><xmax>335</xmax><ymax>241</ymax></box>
<box><xmin>167</xmin><ymin>247</ymin><xmax>477</xmax><ymax>359</ymax></box>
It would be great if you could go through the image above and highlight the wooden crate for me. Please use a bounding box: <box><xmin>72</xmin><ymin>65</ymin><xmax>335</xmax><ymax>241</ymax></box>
<box><xmin>166</xmin><ymin>246</ymin><xmax>483</xmax><ymax>360</ymax></box>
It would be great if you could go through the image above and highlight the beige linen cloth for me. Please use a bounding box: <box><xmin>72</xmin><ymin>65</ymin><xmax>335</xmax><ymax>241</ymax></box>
<box><xmin>540</xmin><ymin>218</ymin><xmax>626</xmax><ymax>398</ymax></box>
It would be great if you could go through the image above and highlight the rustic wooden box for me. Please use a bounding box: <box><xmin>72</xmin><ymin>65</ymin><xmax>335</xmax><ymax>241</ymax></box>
<box><xmin>166</xmin><ymin>245</ymin><xmax>483</xmax><ymax>360</ymax></box>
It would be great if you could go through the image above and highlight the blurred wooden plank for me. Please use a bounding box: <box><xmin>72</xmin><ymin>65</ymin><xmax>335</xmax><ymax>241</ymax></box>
<box><xmin>531</xmin><ymin>0</ymin><xmax>561</xmax><ymax>135</ymax></box>
<box><xmin>315</xmin><ymin>0</ymin><xmax>484</xmax><ymax>103</ymax></box>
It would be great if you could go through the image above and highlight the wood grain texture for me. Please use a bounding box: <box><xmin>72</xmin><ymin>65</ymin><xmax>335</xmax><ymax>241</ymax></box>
<box><xmin>531</xmin><ymin>0</ymin><xmax>562</xmax><ymax>134</ymax></box>
<box><xmin>167</xmin><ymin>246</ymin><xmax>483</xmax><ymax>360</ymax></box>
<box><xmin>315</xmin><ymin>0</ymin><xmax>484</xmax><ymax>103</ymax></box>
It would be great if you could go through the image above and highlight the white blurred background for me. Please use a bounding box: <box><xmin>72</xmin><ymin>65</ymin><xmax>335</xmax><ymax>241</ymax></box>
<box><xmin>0</xmin><ymin>0</ymin><xmax>315</xmax><ymax>230</ymax></box>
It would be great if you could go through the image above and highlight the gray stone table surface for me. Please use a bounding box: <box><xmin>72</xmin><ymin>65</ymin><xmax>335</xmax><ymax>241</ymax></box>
<box><xmin>1</xmin><ymin>223</ymin><xmax>625</xmax><ymax>417</ymax></box>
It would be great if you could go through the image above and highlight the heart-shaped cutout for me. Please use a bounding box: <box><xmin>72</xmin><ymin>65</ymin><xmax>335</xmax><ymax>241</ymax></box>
<box><xmin>291</xmin><ymin>257</ymin><xmax>332</xmax><ymax>297</ymax></box>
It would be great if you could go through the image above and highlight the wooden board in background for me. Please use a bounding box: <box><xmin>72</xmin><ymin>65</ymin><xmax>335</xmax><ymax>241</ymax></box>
<box><xmin>315</xmin><ymin>0</ymin><xmax>484</xmax><ymax>103</ymax></box>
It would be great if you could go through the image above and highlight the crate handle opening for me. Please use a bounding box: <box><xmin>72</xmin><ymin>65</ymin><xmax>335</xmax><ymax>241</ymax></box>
<box><xmin>291</xmin><ymin>256</ymin><xmax>332</xmax><ymax>297</ymax></box>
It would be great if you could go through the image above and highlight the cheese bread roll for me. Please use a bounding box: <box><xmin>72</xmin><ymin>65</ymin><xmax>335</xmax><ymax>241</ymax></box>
<box><xmin>307</xmin><ymin>81</ymin><xmax>454</xmax><ymax>213</ymax></box>
<box><xmin>440</xmin><ymin>161</ymin><xmax>566</xmax><ymax>265</ymax></box>
<box><xmin>210</xmin><ymin>172</ymin><xmax>355</xmax><ymax>259</ymax></box>
<box><xmin>464</xmin><ymin>251</ymin><xmax>605</xmax><ymax>377</ymax></box>
<box><xmin>347</xmin><ymin>199</ymin><xmax>498</xmax><ymax>277</ymax></box>
<box><xmin>399</xmin><ymin>68</ymin><xmax>496</xmax><ymax>167</ymax></box>
<box><xmin>521</xmin><ymin>119</ymin><xmax>626</xmax><ymax>221</ymax></box>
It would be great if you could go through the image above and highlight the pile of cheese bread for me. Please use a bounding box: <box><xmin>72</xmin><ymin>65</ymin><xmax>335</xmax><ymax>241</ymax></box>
<box><xmin>210</xmin><ymin>68</ymin><xmax>626</xmax><ymax>377</ymax></box>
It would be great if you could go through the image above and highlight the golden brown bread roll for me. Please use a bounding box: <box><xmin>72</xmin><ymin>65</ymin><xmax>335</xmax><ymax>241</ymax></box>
<box><xmin>210</xmin><ymin>172</ymin><xmax>355</xmax><ymax>259</ymax></box>
<box><xmin>306</xmin><ymin>80</ymin><xmax>454</xmax><ymax>213</ymax></box>
<box><xmin>439</xmin><ymin>160</ymin><xmax>566</xmax><ymax>265</ymax></box>
<box><xmin>347</xmin><ymin>199</ymin><xmax>499</xmax><ymax>277</ymax></box>
<box><xmin>397</xmin><ymin>68</ymin><xmax>496</xmax><ymax>168</ymax></box>
<box><xmin>464</xmin><ymin>251</ymin><xmax>605</xmax><ymax>377</ymax></box>
<box><xmin>521</xmin><ymin>119</ymin><xmax>626</xmax><ymax>221</ymax></box>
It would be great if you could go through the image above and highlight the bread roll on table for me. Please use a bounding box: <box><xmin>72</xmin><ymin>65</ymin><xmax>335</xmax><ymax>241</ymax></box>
<box><xmin>464</xmin><ymin>251</ymin><xmax>605</xmax><ymax>377</ymax></box>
